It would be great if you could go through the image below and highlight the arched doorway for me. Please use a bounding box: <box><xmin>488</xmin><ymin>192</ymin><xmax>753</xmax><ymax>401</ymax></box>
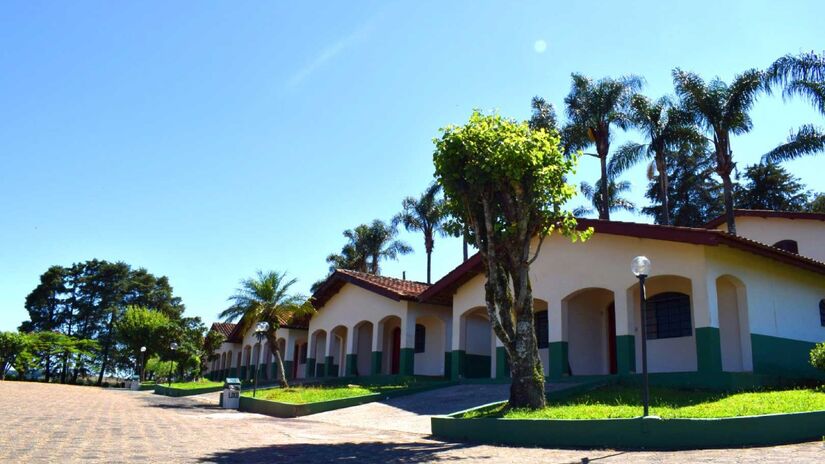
<box><xmin>413</xmin><ymin>316</ymin><xmax>446</xmax><ymax>376</ymax></box>
<box><xmin>378</xmin><ymin>316</ymin><xmax>401</xmax><ymax>374</ymax></box>
<box><xmin>460</xmin><ymin>307</ymin><xmax>493</xmax><ymax>378</ymax></box>
<box><xmin>331</xmin><ymin>325</ymin><xmax>348</xmax><ymax>377</ymax></box>
<box><xmin>562</xmin><ymin>288</ymin><xmax>615</xmax><ymax>375</ymax></box>
<box><xmin>716</xmin><ymin>275</ymin><xmax>752</xmax><ymax>372</ymax></box>
<box><xmin>353</xmin><ymin>321</ymin><xmax>374</xmax><ymax>376</ymax></box>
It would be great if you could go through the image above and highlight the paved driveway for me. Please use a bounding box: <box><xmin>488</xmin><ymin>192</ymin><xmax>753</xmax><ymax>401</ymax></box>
<box><xmin>1</xmin><ymin>381</ymin><xmax>822</xmax><ymax>463</ymax></box>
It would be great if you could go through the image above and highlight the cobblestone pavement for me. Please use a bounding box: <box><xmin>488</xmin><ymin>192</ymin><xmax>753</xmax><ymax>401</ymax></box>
<box><xmin>1</xmin><ymin>382</ymin><xmax>822</xmax><ymax>463</ymax></box>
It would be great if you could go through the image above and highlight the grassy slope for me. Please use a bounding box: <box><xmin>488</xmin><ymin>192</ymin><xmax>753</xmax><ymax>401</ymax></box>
<box><xmin>243</xmin><ymin>378</ymin><xmax>435</xmax><ymax>404</ymax></box>
<box><xmin>464</xmin><ymin>385</ymin><xmax>825</xmax><ymax>419</ymax></box>
<box><xmin>165</xmin><ymin>379</ymin><xmax>223</xmax><ymax>390</ymax></box>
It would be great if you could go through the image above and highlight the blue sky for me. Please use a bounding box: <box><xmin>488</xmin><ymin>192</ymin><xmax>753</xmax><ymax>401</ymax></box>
<box><xmin>2</xmin><ymin>1</ymin><xmax>823</xmax><ymax>331</ymax></box>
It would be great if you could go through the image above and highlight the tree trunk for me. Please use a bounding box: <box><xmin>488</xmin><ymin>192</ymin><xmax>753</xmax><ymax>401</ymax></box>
<box><xmin>507</xmin><ymin>274</ymin><xmax>546</xmax><ymax>409</ymax></box>
<box><xmin>721</xmin><ymin>172</ymin><xmax>736</xmax><ymax>235</ymax></box>
<box><xmin>274</xmin><ymin>347</ymin><xmax>288</xmax><ymax>388</ymax></box>
<box><xmin>462</xmin><ymin>236</ymin><xmax>468</xmax><ymax>261</ymax></box>
<box><xmin>599</xmin><ymin>154</ymin><xmax>610</xmax><ymax>220</ymax></box>
<box><xmin>426</xmin><ymin>251</ymin><xmax>432</xmax><ymax>284</ymax></box>
<box><xmin>657</xmin><ymin>155</ymin><xmax>670</xmax><ymax>225</ymax></box>
<box><xmin>96</xmin><ymin>309</ymin><xmax>116</xmax><ymax>386</ymax></box>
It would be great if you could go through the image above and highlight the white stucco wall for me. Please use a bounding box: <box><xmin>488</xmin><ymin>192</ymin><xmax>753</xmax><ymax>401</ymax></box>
<box><xmin>714</xmin><ymin>216</ymin><xmax>825</xmax><ymax>263</ymax></box>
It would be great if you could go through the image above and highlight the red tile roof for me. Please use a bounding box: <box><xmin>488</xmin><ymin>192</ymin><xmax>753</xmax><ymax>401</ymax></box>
<box><xmin>312</xmin><ymin>269</ymin><xmax>439</xmax><ymax>309</ymax></box>
<box><xmin>209</xmin><ymin>322</ymin><xmax>236</xmax><ymax>339</ymax></box>
<box><xmin>703</xmin><ymin>209</ymin><xmax>825</xmax><ymax>229</ymax></box>
<box><xmin>418</xmin><ymin>218</ymin><xmax>825</xmax><ymax>304</ymax></box>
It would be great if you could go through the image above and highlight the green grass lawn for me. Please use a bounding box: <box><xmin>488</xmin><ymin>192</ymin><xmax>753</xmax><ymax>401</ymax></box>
<box><xmin>165</xmin><ymin>379</ymin><xmax>223</xmax><ymax>390</ymax></box>
<box><xmin>463</xmin><ymin>385</ymin><xmax>825</xmax><ymax>420</ymax></box>
<box><xmin>243</xmin><ymin>377</ymin><xmax>438</xmax><ymax>404</ymax></box>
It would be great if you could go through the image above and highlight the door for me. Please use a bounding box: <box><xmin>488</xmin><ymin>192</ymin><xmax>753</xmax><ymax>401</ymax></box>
<box><xmin>391</xmin><ymin>327</ymin><xmax>401</xmax><ymax>374</ymax></box>
<box><xmin>607</xmin><ymin>303</ymin><xmax>617</xmax><ymax>374</ymax></box>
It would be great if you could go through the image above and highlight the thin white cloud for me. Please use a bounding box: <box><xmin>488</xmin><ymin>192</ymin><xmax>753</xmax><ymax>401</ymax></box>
<box><xmin>286</xmin><ymin>12</ymin><xmax>383</xmax><ymax>89</ymax></box>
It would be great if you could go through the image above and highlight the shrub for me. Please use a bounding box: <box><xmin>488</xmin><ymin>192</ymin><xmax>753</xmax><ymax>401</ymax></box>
<box><xmin>810</xmin><ymin>342</ymin><xmax>825</xmax><ymax>373</ymax></box>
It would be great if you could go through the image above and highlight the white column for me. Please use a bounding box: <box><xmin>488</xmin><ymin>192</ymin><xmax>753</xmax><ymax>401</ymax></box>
<box><xmin>549</xmin><ymin>299</ymin><xmax>565</xmax><ymax>343</ymax></box>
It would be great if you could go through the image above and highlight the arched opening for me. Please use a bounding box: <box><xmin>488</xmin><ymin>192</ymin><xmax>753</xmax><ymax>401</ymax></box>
<box><xmin>294</xmin><ymin>340</ymin><xmax>308</xmax><ymax>379</ymax></box>
<box><xmin>331</xmin><ymin>325</ymin><xmax>348</xmax><ymax>377</ymax></box>
<box><xmin>353</xmin><ymin>321</ymin><xmax>374</xmax><ymax>376</ymax></box>
<box><xmin>242</xmin><ymin>345</ymin><xmax>252</xmax><ymax>380</ymax></box>
<box><xmin>716</xmin><ymin>275</ymin><xmax>752</xmax><ymax>372</ymax></box>
<box><xmin>628</xmin><ymin>275</ymin><xmax>696</xmax><ymax>373</ymax></box>
<box><xmin>309</xmin><ymin>330</ymin><xmax>327</xmax><ymax>377</ymax></box>
<box><xmin>226</xmin><ymin>350</ymin><xmax>233</xmax><ymax>377</ymax></box>
<box><xmin>378</xmin><ymin>316</ymin><xmax>402</xmax><ymax>374</ymax></box>
<box><xmin>236</xmin><ymin>351</ymin><xmax>242</xmax><ymax>378</ymax></box>
<box><xmin>251</xmin><ymin>343</ymin><xmax>262</xmax><ymax>381</ymax></box>
<box><xmin>562</xmin><ymin>288</ymin><xmax>615</xmax><ymax>376</ymax></box>
<box><xmin>459</xmin><ymin>307</ymin><xmax>493</xmax><ymax>378</ymax></box>
<box><xmin>773</xmin><ymin>239</ymin><xmax>799</xmax><ymax>254</ymax></box>
<box><xmin>414</xmin><ymin>316</ymin><xmax>445</xmax><ymax>376</ymax></box>
<box><xmin>261</xmin><ymin>342</ymin><xmax>271</xmax><ymax>380</ymax></box>
<box><xmin>272</xmin><ymin>338</ymin><xmax>285</xmax><ymax>380</ymax></box>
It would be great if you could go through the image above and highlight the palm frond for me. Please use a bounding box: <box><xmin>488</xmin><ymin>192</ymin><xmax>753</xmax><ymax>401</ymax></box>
<box><xmin>609</xmin><ymin>142</ymin><xmax>649</xmax><ymax>176</ymax></box>
<box><xmin>763</xmin><ymin>125</ymin><xmax>825</xmax><ymax>162</ymax></box>
<box><xmin>783</xmin><ymin>80</ymin><xmax>825</xmax><ymax>115</ymax></box>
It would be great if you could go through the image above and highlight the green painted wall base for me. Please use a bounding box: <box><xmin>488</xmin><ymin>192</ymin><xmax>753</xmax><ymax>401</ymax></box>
<box><xmin>444</xmin><ymin>352</ymin><xmax>452</xmax><ymax>378</ymax></box>
<box><xmin>305</xmin><ymin>358</ymin><xmax>316</xmax><ymax>378</ymax></box>
<box><xmin>399</xmin><ymin>348</ymin><xmax>415</xmax><ymax>376</ymax></box>
<box><xmin>495</xmin><ymin>347</ymin><xmax>509</xmax><ymax>379</ymax></box>
<box><xmin>615</xmin><ymin>335</ymin><xmax>635</xmax><ymax>374</ymax></box>
<box><xmin>465</xmin><ymin>354</ymin><xmax>491</xmax><ymax>378</ymax></box>
<box><xmin>696</xmin><ymin>327</ymin><xmax>723</xmax><ymax>373</ymax></box>
<box><xmin>450</xmin><ymin>350</ymin><xmax>465</xmax><ymax>380</ymax></box>
<box><xmin>315</xmin><ymin>362</ymin><xmax>325</xmax><ymax>377</ymax></box>
<box><xmin>229</xmin><ymin>367</ymin><xmax>237</xmax><ymax>378</ymax></box>
<box><xmin>345</xmin><ymin>354</ymin><xmax>357</xmax><ymax>376</ymax></box>
<box><xmin>283</xmin><ymin>360</ymin><xmax>294</xmax><ymax>380</ymax></box>
<box><xmin>370</xmin><ymin>351</ymin><xmax>383</xmax><ymax>375</ymax></box>
<box><xmin>548</xmin><ymin>341</ymin><xmax>569</xmax><ymax>379</ymax></box>
<box><xmin>751</xmin><ymin>333</ymin><xmax>825</xmax><ymax>380</ymax></box>
<box><xmin>239</xmin><ymin>366</ymin><xmax>247</xmax><ymax>380</ymax></box>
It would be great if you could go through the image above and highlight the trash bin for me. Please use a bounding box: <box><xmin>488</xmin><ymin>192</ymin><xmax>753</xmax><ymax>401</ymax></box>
<box><xmin>222</xmin><ymin>378</ymin><xmax>241</xmax><ymax>409</ymax></box>
<box><xmin>130</xmin><ymin>375</ymin><xmax>141</xmax><ymax>391</ymax></box>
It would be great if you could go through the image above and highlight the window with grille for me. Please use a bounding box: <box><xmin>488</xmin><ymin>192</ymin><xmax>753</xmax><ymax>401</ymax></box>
<box><xmin>819</xmin><ymin>299</ymin><xmax>825</xmax><ymax>327</ymax></box>
<box><xmin>534</xmin><ymin>311</ymin><xmax>549</xmax><ymax>349</ymax></box>
<box><xmin>414</xmin><ymin>324</ymin><xmax>426</xmax><ymax>353</ymax></box>
<box><xmin>646</xmin><ymin>292</ymin><xmax>692</xmax><ymax>339</ymax></box>
<box><xmin>773</xmin><ymin>239</ymin><xmax>799</xmax><ymax>254</ymax></box>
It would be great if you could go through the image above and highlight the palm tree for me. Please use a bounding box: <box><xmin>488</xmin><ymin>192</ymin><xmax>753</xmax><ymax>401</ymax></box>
<box><xmin>563</xmin><ymin>73</ymin><xmax>643</xmax><ymax>220</ymax></box>
<box><xmin>361</xmin><ymin>220</ymin><xmax>412</xmax><ymax>274</ymax></box>
<box><xmin>672</xmin><ymin>67</ymin><xmax>764</xmax><ymax>235</ymax></box>
<box><xmin>325</xmin><ymin>242</ymin><xmax>367</xmax><ymax>273</ymax></box>
<box><xmin>574</xmin><ymin>177</ymin><xmax>636</xmax><ymax>218</ymax></box>
<box><xmin>763</xmin><ymin>51</ymin><xmax>825</xmax><ymax>163</ymax></box>
<box><xmin>393</xmin><ymin>183</ymin><xmax>446</xmax><ymax>283</ymax></box>
<box><xmin>608</xmin><ymin>95</ymin><xmax>704</xmax><ymax>225</ymax></box>
<box><xmin>220</xmin><ymin>271</ymin><xmax>314</xmax><ymax>388</ymax></box>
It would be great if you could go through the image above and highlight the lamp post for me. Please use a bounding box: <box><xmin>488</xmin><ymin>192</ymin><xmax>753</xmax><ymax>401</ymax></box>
<box><xmin>253</xmin><ymin>321</ymin><xmax>269</xmax><ymax>398</ymax></box>
<box><xmin>632</xmin><ymin>256</ymin><xmax>652</xmax><ymax>417</ymax></box>
<box><xmin>139</xmin><ymin>346</ymin><xmax>146</xmax><ymax>382</ymax></box>
<box><xmin>168</xmin><ymin>342</ymin><xmax>178</xmax><ymax>387</ymax></box>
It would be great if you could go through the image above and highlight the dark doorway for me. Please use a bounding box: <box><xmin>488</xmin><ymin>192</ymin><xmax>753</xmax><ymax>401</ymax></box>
<box><xmin>391</xmin><ymin>327</ymin><xmax>401</xmax><ymax>374</ymax></box>
<box><xmin>607</xmin><ymin>303</ymin><xmax>617</xmax><ymax>374</ymax></box>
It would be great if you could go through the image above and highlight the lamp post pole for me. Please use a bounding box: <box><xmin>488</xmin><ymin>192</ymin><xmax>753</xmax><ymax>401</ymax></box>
<box><xmin>139</xmin><ymin>346</ymin><xmax>146</xmax><ymax>382</ymax></box>
<box><xmin>253</xmin><ymin>322</ymin><xmax>269</xmax><ymax>398</ymax></box>
<box><xmin>632</xmin><ymin>256</ymin><xmax>652</xmax><ymax>417</ymax></box>
<box><xmin>168</xmin><ymin>342</ymin><xmax>178</xmax><ymax>387</ymax></box>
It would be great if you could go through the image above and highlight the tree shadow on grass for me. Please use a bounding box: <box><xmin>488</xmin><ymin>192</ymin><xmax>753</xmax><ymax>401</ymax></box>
<box><xmin>197</xmin><ymin>441</ymin><xmax>481</xmax><ymax>464</ymax></box>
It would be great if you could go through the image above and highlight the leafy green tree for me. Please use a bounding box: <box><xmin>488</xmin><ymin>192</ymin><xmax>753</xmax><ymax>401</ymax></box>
<box><xmin>0</xmin><ymin>331</ymin><xmax>30</xmax><ymax>380</ymax></box>
<box><xmin>574</xmin><ymin>178</ymin><xmax>636</xmax><ymax>217</ymax></box>
<box><xmin>673</xmin><ymin>67</ymin><xmax>764</xmax><ymax>235</ymax></box>
<box><xmin>21</xmin><ymin>260</ymin><xmax>185</xmax><ymax>384</ymax></box>
<box><xmin>393</xmin><ymin>183</ymin><xmax>447</xmax><ymax>283</ymax></box>
<box><xmin>643</xmin><ymin>142</ymin><xmax>724</xmax><ymax>227</ymax></box>
<box><xmin>563</xmin><ymin>73</ymin><xmax>643</xmax><ymax>220</ymax></box>
<box><xmin>735</xmin><ymin>163</ymin><xmax>810</xmax><ymax>211</ymax></box>
<box><xmin>764</xmin><ymin>51</ymin><xmax>825</xmax><ymax>162</ymax></box>
<box><xmin>114</xmin><ymin>306</ymin><xmax>173</xmax><ymax>380</ymax></box>
<box><xmin>808</xmin><ymin>193</ymin><xmax>825</xmax><ymax>213</ymax></box>
<box><xmin>434</xmin><ymin>111</ymin><xmax>589</xmax><ymax>409</ymax></box>
<box><xmin>200</xmin><ymin>330</ymin><xmax>226</xmax><ymax>379</ymax></box>
<box><xmin>25</xmin><ymin>332</ymin><xmax>97</xmax><ymax>382</ymax></box>
<box><xmin>220</xmin><ymin>271</ymin><xmax>314</xmax><ymax>388</ymax></box>
<box><xmin>811</xmin><ymin>342</ymin><xmax>825</xmax><ymax>374</ymax></box>
<box><xmin>608</xmin><ymin>95</ymin><xmax>703</xmax><ymax>225</ymax></box>
<box><xmin>528</xmin><ymin>96</ymin><xmax>559</xmax><ymax>133</ymax></box>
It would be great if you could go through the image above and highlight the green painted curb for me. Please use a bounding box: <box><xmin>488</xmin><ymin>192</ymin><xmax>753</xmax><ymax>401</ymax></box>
<box><xmin>432</xmin><ymin>410</ymin><xmax>825</xmax><ymax>450</ymax></box>
<box><xmin>239</xmin><ymin>381</ymin><xmax>456</xmax><ymax>418</ymax></box>
<box><xmin>153</xmin><ymin>384</ymin><xmax>224</xmax><ymax>397</ymax></box>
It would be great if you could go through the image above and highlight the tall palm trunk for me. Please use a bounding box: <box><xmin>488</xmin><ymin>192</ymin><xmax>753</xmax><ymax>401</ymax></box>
<box><xmin>715</xmin><ymin>139</ymin><xmax>737</xmax><ymax>235</ymax></box>
<box><xmin>656</xmin><ymin>155</ymin><xmax>670</xmax><ymax>225</ymax></box>
<box><xmin>599</xmin><ymin>154</ymin><xmax>610</xmax><ymax>220</ymax></box>
<box><xmin>720</xmin><ymin>173</ymin><xmax>736</xmax><ymax>235</ymax></box>
<box><xmin>462</xmin><ymin>225</ymin><xmax>469</xmax><ymax>261</ymax></box>
<box><xmin>424</xmin><ymin>232</ymin><xmax>434</xmax><ymax>284</ymax></box>
<box><xmin>266</xmin><ymin>331</ymin><xmax>289</xmax><ymax>388</ymax></box>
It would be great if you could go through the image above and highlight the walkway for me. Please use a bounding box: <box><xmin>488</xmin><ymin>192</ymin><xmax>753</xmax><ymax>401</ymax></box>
<box><xmin>0</xmin><ymin>382</ymin><xmax>821</xmax><ymax>463</ymax></box>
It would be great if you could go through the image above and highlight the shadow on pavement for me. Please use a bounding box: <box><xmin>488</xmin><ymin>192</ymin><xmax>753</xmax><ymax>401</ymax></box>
<box><xmin>198</xmin><ymin>441</ymin><xmax>481</xmax><ymax>463</ymax></box>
